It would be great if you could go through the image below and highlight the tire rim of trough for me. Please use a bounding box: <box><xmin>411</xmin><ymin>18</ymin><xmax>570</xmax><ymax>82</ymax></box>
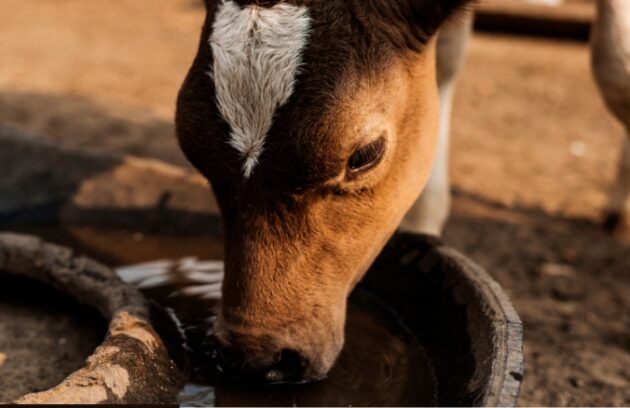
<box><xmin>361</xmin><ymin>233</ymin><xmax>524</xmax><ymax>407</ymax></box>
<box><xmin>0</xmin><ymin>233</ymin><xmax>186</xmax><ymax>404</ymax></box>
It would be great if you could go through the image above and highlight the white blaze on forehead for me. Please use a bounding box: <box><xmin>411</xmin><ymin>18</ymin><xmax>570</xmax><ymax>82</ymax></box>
<box><xmin>209</xmin><ymin>0</ymin><xmax>311</xmax><ymax>178</ymax></box>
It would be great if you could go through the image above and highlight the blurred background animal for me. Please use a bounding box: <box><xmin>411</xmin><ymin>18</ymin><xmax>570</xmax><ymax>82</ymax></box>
<box><xmin>591</xmin><ymin>0</ymin><xmax>630</xmax><ymax>233</ymax></box>
<box><xmin>405</xmin><ymin>0</ymin><xmax>630</xmax><ymax>236</ymax></box>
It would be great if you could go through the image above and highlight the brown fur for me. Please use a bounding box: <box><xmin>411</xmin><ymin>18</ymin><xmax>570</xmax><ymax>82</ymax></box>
<box><xmin>177</xmin><ymin>0</ymin><xmax>473</xmax><ymax>381</ymax></box>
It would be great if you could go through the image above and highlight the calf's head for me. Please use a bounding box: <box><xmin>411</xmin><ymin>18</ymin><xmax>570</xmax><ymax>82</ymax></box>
<box><xmin>176</xmin><ymin>0</ymin><xmax>472</xmax><ymax>383</ymax></box>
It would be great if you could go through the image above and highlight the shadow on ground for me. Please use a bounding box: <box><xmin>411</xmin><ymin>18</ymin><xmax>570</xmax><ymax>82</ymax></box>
<box><xmin>0</xmin><ymin>91</ymin><xmax>189</xmax><ymax>167</ymax></box>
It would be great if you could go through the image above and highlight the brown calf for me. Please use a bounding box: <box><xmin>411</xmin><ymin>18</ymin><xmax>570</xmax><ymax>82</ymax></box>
<box><xmin>176</xmin><ymin>0</ymin><xmax>473</xmax><ymax>383</ymax></box>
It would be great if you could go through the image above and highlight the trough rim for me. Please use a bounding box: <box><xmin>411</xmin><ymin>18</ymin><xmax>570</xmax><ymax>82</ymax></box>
<box><xmin>437</xmin><ymin>245</ymin><xmax>524</xmax><ymax>407</ymax></box>
<box><xmin>0</xmin><ymin>232</ymin><xmax>185</xmax><ymax>404</ymax></box>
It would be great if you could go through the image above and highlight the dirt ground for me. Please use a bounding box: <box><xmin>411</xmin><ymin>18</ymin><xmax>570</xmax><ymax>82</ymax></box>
<box><xmin>0</xmin><ymin>0</ymin><xmax>629</xmax><ymax>406</ymax></box>
<box><xmin>0</xmin><ymin>275</ymin><xmax>104</xmax><ymax>402</ymax></box>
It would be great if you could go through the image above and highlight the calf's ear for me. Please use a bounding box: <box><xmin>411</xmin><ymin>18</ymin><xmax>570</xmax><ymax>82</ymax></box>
<box><xmin>409</xmin><ymin>0</ymin><xmax>475</xmax><ymax>41</ymax></box>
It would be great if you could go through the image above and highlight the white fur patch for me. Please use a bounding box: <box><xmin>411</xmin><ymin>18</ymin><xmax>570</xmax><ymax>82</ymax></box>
<box><xmin>209</xmin><ymin>0</ymin><xmax>311</xmax><ymax>178</ymax></box>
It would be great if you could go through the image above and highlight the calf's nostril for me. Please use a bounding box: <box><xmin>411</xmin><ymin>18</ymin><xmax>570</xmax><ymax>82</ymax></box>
<box><xmin>209</xmin><ymin>334</ymin><xmax>309</xmax><ymax>384</ymax></box>
<box><xmin>263</xmin><ymin>349</ymin><xmax>307</xmax><ymax>384</ymax></box>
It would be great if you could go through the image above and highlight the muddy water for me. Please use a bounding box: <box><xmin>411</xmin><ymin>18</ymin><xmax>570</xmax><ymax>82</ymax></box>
<box><xmin>4</xmin><ymin>226</ymin><xmax>437</xmax><ymax>406</ymax></box>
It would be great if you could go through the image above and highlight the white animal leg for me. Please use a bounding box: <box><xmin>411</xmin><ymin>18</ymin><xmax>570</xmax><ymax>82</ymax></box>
<box><xmin>401</xmin><ymin>81</ymin><xmax>456</xmax><ymax>236</ymax></box>
<box><xmin>604</xmin><ymin>135</ymin><xmax>630</xmax><ymax>231</ymax></box>
<box><xmin>590</xmin><ymin>0</ymin><xmax>630</xmax><ymax>232</ymax></box>
<box><xmin>401</xmin><ymin>11</ymin><xmax>474</xmax><ymax>236</ymax></box>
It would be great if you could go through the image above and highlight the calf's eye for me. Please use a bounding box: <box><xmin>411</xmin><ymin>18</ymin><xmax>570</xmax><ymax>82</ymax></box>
<box><xmin>346</xmin><ymin>137</ymin><xmax>386</xmax><ymax>178</ymax></box>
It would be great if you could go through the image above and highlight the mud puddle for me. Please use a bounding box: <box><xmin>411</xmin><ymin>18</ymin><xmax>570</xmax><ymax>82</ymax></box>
<box><xmin>1</xmin><ymin>225</ymin><xmax>436</xmax><ymax>406</ymax></box>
